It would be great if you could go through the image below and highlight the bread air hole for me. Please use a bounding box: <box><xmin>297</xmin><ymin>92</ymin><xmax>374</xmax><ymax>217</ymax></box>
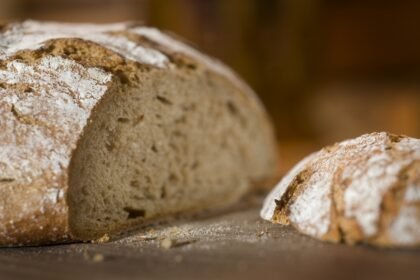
<box><xmin>156</xmin><ymin>95</ymin><xmax>173</xmax><ymax>106</ymax></box>
<box><xmin>117</xmin><ymin>117</ymin><xmax>130</xmax><ymax>123</ymax></box>
<box><xmin>123</xmin><ymin>207</ymin><xmax>146</xmax><ymax>219</ymax></box>
<box><xmin>130</xmin><ymin>180</ymin><xmax>140</xmax><ymax>188</ymax></box>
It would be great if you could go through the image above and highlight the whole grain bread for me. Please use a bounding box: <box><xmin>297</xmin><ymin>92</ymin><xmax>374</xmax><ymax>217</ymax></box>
<box><xmin>0</xmin><ymin>21</ymin><xmax>278</xmax><ymax>246</ymax></box>
<box><xmin>261</xmin><ymin>132</ymin><xmax>420</xmax><ymax>247</ymax></box>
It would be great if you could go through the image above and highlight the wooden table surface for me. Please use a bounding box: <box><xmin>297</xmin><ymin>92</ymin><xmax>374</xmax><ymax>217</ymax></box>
<box><xmin>0</xmin><ymin>197</ymin><xmax>419</xmax><ymax>280</ymax></box>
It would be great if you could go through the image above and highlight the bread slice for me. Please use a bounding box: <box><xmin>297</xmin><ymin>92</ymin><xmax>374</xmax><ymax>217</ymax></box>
<box><xmin>261</xmin><ymin>132</ymin><xmax>420</xmax><ymax>247</ymax></box>
<box><xmin>0</xmin><ymin>21</ymin><xmax>278</xmax><ymax>246</ymax></box>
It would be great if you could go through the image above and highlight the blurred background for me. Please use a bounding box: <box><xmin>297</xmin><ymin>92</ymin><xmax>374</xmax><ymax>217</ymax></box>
<box><xmin>1</xmin><ymin>0</ymin><xmax>419</xmax><ymax>172</ymax></box>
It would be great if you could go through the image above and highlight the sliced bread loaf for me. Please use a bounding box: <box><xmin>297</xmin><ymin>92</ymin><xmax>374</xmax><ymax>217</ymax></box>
<box><xmin>0</xmin><ymin>21</ymin><xmax>278</xmax><ymax>246</ymax></box>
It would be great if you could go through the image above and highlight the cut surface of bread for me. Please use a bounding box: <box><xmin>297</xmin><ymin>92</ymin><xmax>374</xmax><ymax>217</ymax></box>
<box><xmin>0</xmin><ymin>21</ymin><xmax>278</xmax><ymax>246</ymax></box>
<box><xmin>68</xmin><ymin>64</ymin><xmax>272</xmax><ymax>240</ymax></box>
<box><xmin>261</xmin><ymin>132</ymin><xmax>420</xmax><ymax>248</ymax></box>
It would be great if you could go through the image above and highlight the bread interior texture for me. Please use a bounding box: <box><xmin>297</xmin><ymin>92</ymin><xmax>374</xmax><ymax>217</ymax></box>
<box><xmin>67</xmin><ymin>67</ymin><xmax>275</xmax><ymax>240</ymax></box>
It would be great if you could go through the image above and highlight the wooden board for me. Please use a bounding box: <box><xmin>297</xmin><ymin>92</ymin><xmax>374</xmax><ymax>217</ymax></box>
<box><xmin>0</xmin><ymin>198</ymin><xmax>419</xmax><ymax>280</ymax></box>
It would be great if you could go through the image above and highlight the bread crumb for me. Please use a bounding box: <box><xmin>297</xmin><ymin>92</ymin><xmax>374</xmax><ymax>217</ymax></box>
<box><xmin>92</xmin><ymin>253</ymin><xmax>104</xmax><ymax>262</ymax></box>
<box><xmin>136</xmin><ymin>235</ymin><xmax>158</xmax><ymax>241</ymax></box>
<box><xmin>174</xmin><ymin>255</ymin><xmax>183</xmax><ymax>263</ymax></box>
<box><xmin>92</xmin><ymin>234</ymin><xmax>110</xmax><ymax>244</ymax></box>
<box><xmin>83</xmin><ymin>252</ymin><xmax>105</xmax><ymax>262</ymax></box>
<box><xmin>146</xmin><ymin>227</ymin><xmax>156</xmax><ymax>234</ymax></box>
<box><xmin>160</xmin><ymin>238</ymin><xmax>173</xmax><ymax>249</ymax></box>
<box><xmin>159</xmin><ymin>237</ymin><xmax>197</xmax><ymax>249</ymax></box>
<box><xmin>257</xmin><ymin>230</ymin><xmax>267</xmax><ymax>237</ymax></box>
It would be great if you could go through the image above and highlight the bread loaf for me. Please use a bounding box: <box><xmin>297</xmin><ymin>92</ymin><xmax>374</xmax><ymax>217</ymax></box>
<box><xmin>0</xmin><ymin>21</ymin><xmax>278</xmax><ymax>246</ymax></box>
<box><xmin>261</xmin><ymin>132</ymin><xmax>419</xmax><ymax>247</ymax></box>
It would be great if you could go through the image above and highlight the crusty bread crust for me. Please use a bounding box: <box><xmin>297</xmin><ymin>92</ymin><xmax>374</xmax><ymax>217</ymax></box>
<box><xmin>261</xmin><ymin>132</ymin><xmax>420</xmax><ymax>247</ymax></box>
<box><xmin>0</xmin><ymin>21</ymin><xmax>278</xmax><ymax>246</ymax></box>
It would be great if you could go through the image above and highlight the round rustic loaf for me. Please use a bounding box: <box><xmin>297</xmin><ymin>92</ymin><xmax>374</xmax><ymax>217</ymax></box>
<box><xmin>0</xmin><ymin>21</ymin><xmax>278</xmax><ymax>246</ymax></box>
<box><xmin>261</xmin><ymin>132</ymin><xmax>419</xmax><ymax>247</ymax></box>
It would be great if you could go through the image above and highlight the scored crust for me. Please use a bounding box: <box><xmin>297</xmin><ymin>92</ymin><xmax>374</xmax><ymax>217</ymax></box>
<box><xmin>261</xmin><ymin>132</ymin><xmax>420</xmax><ymax>247</ymax></box>
<box><xmin>0</xmin><ymin>21</ymin><xmax>278</xmax><ymax>246</ymax></box>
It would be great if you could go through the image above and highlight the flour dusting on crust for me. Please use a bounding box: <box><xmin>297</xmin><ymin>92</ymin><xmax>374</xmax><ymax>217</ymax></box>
<box><xmin>288</xmin><ymin>171</ymin><xmax>332</xmax><ymax>237</ymax></box>
<box><xmin>260</xmin><ymin>152</ymin><xmax>318</xmax><ymax>220</ymax></box>
<box><xmin>0</xmin><ymin>20</ymin><xmax>257</xmax><ymax>95</ymax></box>
<box><xmin>0</xmin><ymin>56</ymin><xmax>112</xmax><ymax>182</ymax></box>
<box><xmin>0</xmin><ymin>21</ymin><xmax>168</xmax><ymax>67</ymax></box>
